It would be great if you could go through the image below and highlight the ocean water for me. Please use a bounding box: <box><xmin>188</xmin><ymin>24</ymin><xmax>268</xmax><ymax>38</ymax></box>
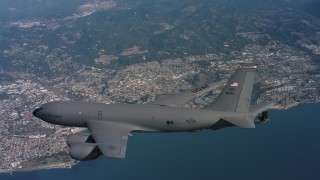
<box><xmin>1</xmin><ymin>103</ymin><xmax>320</xmax><ymax>180</ymax></box>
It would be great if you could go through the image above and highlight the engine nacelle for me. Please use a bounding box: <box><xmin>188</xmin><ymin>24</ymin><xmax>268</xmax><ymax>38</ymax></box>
<box><xmin>69</xmin><ymin>143</ymin><xmax>102</xmax><ymax>161</ymax></box>
<box><xmin>67</xmin><ymin>133</ymin><xmax>95</xmax><ymax>147</ymax></box>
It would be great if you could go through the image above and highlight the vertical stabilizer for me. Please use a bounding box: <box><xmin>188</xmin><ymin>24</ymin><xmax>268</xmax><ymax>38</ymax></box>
<box><xmin>205</xmin><ymin>64</ymin><xmax>257</xmax><ymax>112</ymax></box>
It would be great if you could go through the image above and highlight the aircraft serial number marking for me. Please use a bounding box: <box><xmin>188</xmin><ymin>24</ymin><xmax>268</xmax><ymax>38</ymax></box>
<box><xmin>41</xmin><ymin>113</ymin><xmax>61</xmax><ymax>119</ymax></box>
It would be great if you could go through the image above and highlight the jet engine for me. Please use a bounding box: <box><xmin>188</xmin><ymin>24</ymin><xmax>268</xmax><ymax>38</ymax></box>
<box><xmin>67</xmin><ymin>133</ymin><xmax>95</xmax><ymax>147</ymax></box>
<box><xmin>69</xmin><ymin>143</ymin><xmax>102</xmax><ymax>161</ymax></box>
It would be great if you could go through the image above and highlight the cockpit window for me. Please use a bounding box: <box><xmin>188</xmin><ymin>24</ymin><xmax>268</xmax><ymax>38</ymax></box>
<box><xmin>33</xmin><ymin>107</ymin><xmax>43</xmax><ymax>116</ymax></box>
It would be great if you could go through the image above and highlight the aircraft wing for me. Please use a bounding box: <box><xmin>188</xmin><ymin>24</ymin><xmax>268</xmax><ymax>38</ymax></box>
<box><xmin>87</xmin><ymin>120</ymin><xmax>132</xmax><ymax>159</ymax></box>
<box><xmin>148</xmin><ymin>81</ymin><xmax>223</xmax><ymax>107</ymax></box>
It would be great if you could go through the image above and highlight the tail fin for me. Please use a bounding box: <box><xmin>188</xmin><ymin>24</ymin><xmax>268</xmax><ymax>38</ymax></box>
<box><xmin>205</xmin><ymin>64</ymin><xmax>257</xmax><ymax>112</ymax></box>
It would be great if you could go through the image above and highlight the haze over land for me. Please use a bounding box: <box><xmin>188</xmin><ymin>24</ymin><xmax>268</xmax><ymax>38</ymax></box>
<box><xmin>0</xmin><ymin>0</ymin><xmax>320</xmax><ymax>173</ymax></box>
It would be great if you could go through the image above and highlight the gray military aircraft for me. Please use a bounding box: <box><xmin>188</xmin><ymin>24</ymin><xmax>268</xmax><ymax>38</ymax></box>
<box><xmin>33</xmin><ymin>64</ymin><xmax>274</xmax><ymax>161</ymax></box>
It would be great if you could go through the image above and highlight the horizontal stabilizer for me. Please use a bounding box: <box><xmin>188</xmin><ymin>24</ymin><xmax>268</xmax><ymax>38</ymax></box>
<box><xmin>223</xmin><ymin>117</ymin><xmax>255</xmax><ymax>128</ymax></box>
<box><xmin>249</xmin><ymin>102</ymin><xmax>275</xmax><ymax>115</ymax></box>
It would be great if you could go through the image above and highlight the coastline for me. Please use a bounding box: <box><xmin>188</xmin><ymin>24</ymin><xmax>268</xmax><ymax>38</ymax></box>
<box><xmin>1</xmin><ymin>153</ymin><xmax>76</xmax><ymax>175</ymax></box>
<box><xmin>2</xmin><ymin>161</ymin><xmax>75</xmax><ymax>175</ymax></box>
<box><xmin>271</xmin><ymin>102</ymin><xmax>300</xmax><ymax>110</ymax></box>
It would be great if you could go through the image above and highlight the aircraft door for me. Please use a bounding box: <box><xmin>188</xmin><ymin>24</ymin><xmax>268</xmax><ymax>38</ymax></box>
<box><xmin>98</xmin><ymin>111</ymin><xmax>102</xmax><ymax>120</ymax></box>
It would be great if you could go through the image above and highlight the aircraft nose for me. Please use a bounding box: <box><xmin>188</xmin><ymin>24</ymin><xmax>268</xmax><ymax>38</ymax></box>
<box><xmin>33</xmin><ymin>108</ymin><xmax>41</xmax><ymax>118</ymax></box>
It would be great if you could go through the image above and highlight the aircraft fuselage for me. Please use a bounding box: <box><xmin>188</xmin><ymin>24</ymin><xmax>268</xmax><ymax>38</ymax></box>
<box><xmin>33</xmin><ymin>101</ymin><xmax>244</xmax><ymax>132</ymax></box>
